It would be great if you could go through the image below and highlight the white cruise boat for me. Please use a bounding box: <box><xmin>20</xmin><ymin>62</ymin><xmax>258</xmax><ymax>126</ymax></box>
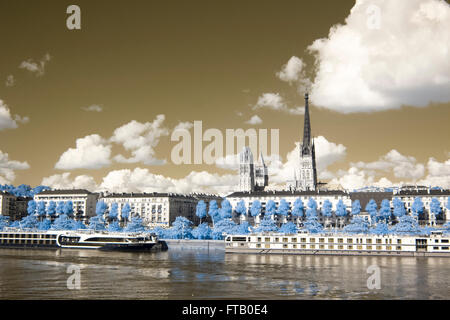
<box><xmin>0</xmin><ymin>228</ymin><xmax>162</xmax><ymax>251</ymax></box>
<box><xmin>225</xmin><ymin>230</ymin><xmax>450</xmax><ymax>257</ymax></box>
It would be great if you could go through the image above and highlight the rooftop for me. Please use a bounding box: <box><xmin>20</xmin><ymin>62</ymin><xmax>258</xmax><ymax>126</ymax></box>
<box><xmin>226</xmin><ymin>189</ymin><xmax>349</xmax><ymax>198</ymax></box>
<box><xmin>36</xmin><ymin>189</ymin><xmax>93</xmax><ymax>195</ymax></box>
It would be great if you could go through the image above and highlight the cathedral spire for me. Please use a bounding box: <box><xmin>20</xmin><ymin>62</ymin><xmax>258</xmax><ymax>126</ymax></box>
<box><xmin>302</xmin><ymin>92</ymin><xmax>312</xmax><ymax>155</ymax></box>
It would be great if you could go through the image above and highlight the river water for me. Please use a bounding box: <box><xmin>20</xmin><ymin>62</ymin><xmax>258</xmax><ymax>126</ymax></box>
<box><xmin>0</xmin><ymin>247</ymin><xmax>448</xmax><ymax>299</ymax></box>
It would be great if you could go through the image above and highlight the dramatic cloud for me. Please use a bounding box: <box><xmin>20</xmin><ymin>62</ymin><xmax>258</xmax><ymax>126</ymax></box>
<box><xmin>42</xmin><ymin>168</ymin><xmax>238</xmax><ymax>196</ymax></box>
<box><xmin>0</xmin><ymin>150</ymin><xmax>30</xmax><ymax>184</ymax></box>
<box><xmin>245</xmin><ymin>115</ymin><xmax>263</xmax><ymax>125</ymax></box>
<box><xmin>55</xmin><ymin>134</ymin><xmax>112</xmax><ymax>170</ymax></box>
<box><xmin>329</xmin><ymin>151</ymin><xmax>450</xmax><ymax>190</ymax></box>
<box><xmin>99</xmin><ymin>168</ymin><xmax>238</xmax><ymax>195</ymax></box>
<box><xmin>0</xmin><ymin>99</ymin><xmax>28</xmax><ymax>131</ymax></box>
<box><xmin>351</xmin><ymin>149</ymin><xmax>425</xmax><ymax>180</ymax></box>
<box><xmin>82</xmin><ymin>105</ymin><xmax>103</xmax><ymax>112</ymax></box>
<box><xmin>306</xmin><ymin>0</ymin><xmax>450</xmax><ymax>112</ymax></box>
<box><xmin>41</xmin><ymin>173</ymin><xmax>98</xmax><ymax>191</ymax></box>
<box><xmin>110</xmin><ymin>115</ymin><xmax>169</xmax><ymax>165</ymax></box>
<box><xmin>253</xmin><ymin>93</ymin><xmax>305</xmax><ymax>115</ymax></box>
<box><xmin>19</xmin><ymin>53</ymin><xmax>51</xmax><ymax>76</ymax></box>
<box><xmin>5</xmin><ymin>75</ymin><xmax>15</xmax><ymax>87</ymax></box>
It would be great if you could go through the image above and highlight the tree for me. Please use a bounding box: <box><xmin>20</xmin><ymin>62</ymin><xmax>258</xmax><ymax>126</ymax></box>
<box><xmin>370</xmin><ymin>222</ymin><xmax>390</xmax><ymax>235</ymax></box>
<box><xmin>291</xmin><ymin>198</ymin><xmax>304</xmax><ymax>218</ymax></box>
<box><xmin>393</xmin><ymin>198</ymin><xmax>406</xmax><ymax>219</ymax></box>
<box><xmin>27</xmin><ymin>200</ymin><xmax>37</xmax><ymax>216</ymax></box>
<box><xmin>37</xmin><ymin>219</ymin><xmax>52</xmax><ymax>231</ymax></box>
<box><xmin>0</xmin><ymin>216</ymin><xmax>9</xmax><ymax>231</ymax></box>
<box><xmin>219</xmin><ymin>199</ymin><xmax>233</xmax><ymax>219</ymax></box>
<box><xmin>235</xmin><ymin>221</ymin><xmax>252</xmax><ymax>234</ymax></box>
<box><xmin>121</xmin><ymin>203</ymin><xmax>131</xmax><ymax>222</ymax></box>
<box><xmin>279</xmin><ymin>222</ymin><xmax>297</xmax><ymax>234</ymax></box>
<box><xmin>430</xmin><ymin>198</ymin><xmax>442</xmax><ymax>220</ymax></box>
<box><xmin>95</xmin><ymin>201</ymin><xmax>108</xmax><ymax>216</ymax></box>
<box><xmin>88</xmin><ymin>215</ymin><xmax>106</xmax><ymax>231</ymax></box>
<box><xmin>377</xmin><ymin>199</ymin><xmax>391</xmax><ymax>223</ymax></box>
<box><xmin>411</xmin><ymin>197</ymin><xmax>424</xmax><ymax>219</ymax></box>
<box><xmin>109</xmin><ymin>203</ymin><xmax>119</xmax><ymax>221</ymax></box>
<box><xmin>335</xmin><ymin>199</ymin><xmax>347</xmax><ymax>228</ymax></box>
<box><xmin>208</xmin><ymin>200</ymin><xmax>220</xmax><ymax>227</ymax></box>
<box><xmin>306</xmin><ymin>198</ymin><xmax>318</xmax><ymax>218</ymax></box>
<box><xmin>365</xmin><ymin>199</ymin><xmax>378</xmax><ymax>223</ymax></box>
<box><xmin>63</xmin><ymin>201</ymin><xmax>74</xmax><ymax>217</ymax></box>
<box><xmin>192</xmin><ymin>222</ymin><xmax>213</xmax><ymax>239</ymax></box>
<box><xmin>277</xmin><ymin>199</ymin><xmax>290</xmax><ymax>223</ymax></box>
<box><xmin>235</xmin><ymin>200</ymin><xmax>247</xmax><ymax>217</ymax></box>
<box><xmin>37</xmin><ymin>201</ymin><xmax>46</xmax><ymax>218</ymax></box>
<box><xmin>302</xmin><ymin>216</ymin><xmax>323</xmax><ymax>233</ymax></box>
<box><xmin>166</xmin><ymin>216</ymin><xmax>193</xmax><ymax>239</ymax></box>
<box><xmin>390</xmin><ymin>215</ymin><xmax>421</xmax><ymax>235</ymax></box>
<box><xmin>107</xmin><ymin>220</ymin><xmax>122</xmax><ymax>232</ymax></box>
<box><xmin>250</xmin><ymin>200</ymin><xmax>262</xmax><ymax>218</ymax></box>
<box><xmin>212</xmin><ymin>219</ymin><xmax>238</xmax><ymax>239</ymax></box>
<box><xmin>343</xmin><ymin>216</ymin><xmax>369</xmax><ymax>234</ymax></box>
<box><xmin>123</xmin><ymin>216</ymin><xmax>146</xmax><ymax>233</ymax></box>
<box><xmin>56</xmin><ymin>201</ymin><xmax>65</xmax><ymax>215</ymax></box>
<box><xmin>265</xmin><ymin>200</ymin><xmax>277</xmax><ymax>217</ymax></box>
<box><xmin>72</xmin><ymin>220</ymin><xmax>87</xmax><ymax>230</ymax></box>
<box><xmin>253</xmin><ymin>216</ymin><xmax>279</xmax><ymax>233</ymax></box>
<box><xmin>46</xmin><ymin>201</ymin><xmax>57</xmax><ymax>217</ymax></box>
<box><xmin>19</xmin><ymin>214</ymin><xmax>39</xmax><ymax>229</ymax></box>
<box><xmin>351</xmin><ymin>200</ymin><xmax>361</xmax><ymax>215</ymax></box>
<box><xmin>195</xmin><ymin>200</ymin><xmax>207</xmax><ymax>224</ymax></box>
<box><xmin>321</xmin><ymin>200</ymin><xmax>333</xmax><ymax>217</ymax></box>
<box><xmin>51</xmin><ymin>214</ymin><xmax>75</xmax><ymax>230</ymax></box>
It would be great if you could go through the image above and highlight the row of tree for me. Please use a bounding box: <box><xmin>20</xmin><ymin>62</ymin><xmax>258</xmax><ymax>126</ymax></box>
<box><xmin>195</xmin><ymin>196</ymin><xmax>450</xmax><ymax>226</ymax></box>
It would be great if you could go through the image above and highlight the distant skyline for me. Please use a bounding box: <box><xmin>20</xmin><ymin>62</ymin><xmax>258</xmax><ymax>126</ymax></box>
<box><xmin>0</xmin><ymin>0</ymin><xmax>449</xmax><ymax>194</ymax></box>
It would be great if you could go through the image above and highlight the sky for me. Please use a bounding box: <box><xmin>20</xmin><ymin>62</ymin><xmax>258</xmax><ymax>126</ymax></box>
<box><xmin>0</xmin><ymin>0</ymin><xmax>449</xmax><ymax>195</ymax></box>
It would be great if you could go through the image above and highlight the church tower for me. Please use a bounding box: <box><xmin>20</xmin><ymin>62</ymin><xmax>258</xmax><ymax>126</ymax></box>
<box><xmin>239</xmin><ymin>147</ymin><xmax>255</xmax><ymax>192</ymax></box>
<box><xmin>296</xmin><ymin>93</ymin><xmax>317</xmax><ymax>191</ymax></box>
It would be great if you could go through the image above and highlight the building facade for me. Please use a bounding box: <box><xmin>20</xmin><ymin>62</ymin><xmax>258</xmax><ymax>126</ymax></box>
<box><xmin>392</xmin><ymin>186</ymin><xmax>450</xmax><ymax>225</ymax></box>
<box><xmin>100</xmin><ymin>192</ymin><xmax>221</xmax><ymax>228</ymax></box>
<box><xmin>34</xmin><ymin>189</ymin><xmax>98</xmax><ymax>222</ymax></box>
<box><xmin>0</xmin><ymin>191</ymin><xmax>16</xmax><ymax>219</ymax></box>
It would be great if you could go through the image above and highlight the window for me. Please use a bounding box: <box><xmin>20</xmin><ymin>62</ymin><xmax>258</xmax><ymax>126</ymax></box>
<box><xmin>310</xmin><ymin>238</ymin><xmax>315</xmax><ymax>243</ymax></box>
<box><xmin>366</xmin><ymin>239</ymin><xmax>372</xmax><ymax>244</ymax></box>
<box><xmin>348</xmin><ymin>245</ymin><xmax>353</xmax><ymax>250</ymax></box>
<box><xmin>264</xmin><ymin>237</ymin><xmax>270</xmax><ymax>242</ymax></box>
<box><xmin>338</xmin><ymin>238</ymin><xmax>343</xmax><ymax>243</ymax></box>
<box><xmin>376</xmin><ymin>246</ymin><xmax>382</xmax><ymax>250</ymax></box>
<box><xmin>283</xmin><ymin>238</ymin><xmax>288</xmax><ymax>243</ymax></box>
<box><xmin>376</xmin><ymin>239</ymin><xmax>382</xmax><ymax>244</ymax></box>
<box><xmin>367</xmin><ymin>245</ymin><xmax>372</xmax><ymax>250</ymax></box>
<box><xmin>347</xmin><ymin>239</ymin><xmax>353</xmax><ymax>244</ymax></box>
<box><xmin>396</xmin><ymin>246</ymin><xmax>401</xmax><ymax>250</ymax></box>
<box><xmin>319</xmin><ymin>238</ymin><xmax>325</xmax><ymax>243</ymax></box>
<box><xmin>397</xmin><ymin>239</ymin><xmax>402</xmax><ymax>244</ymax></box>
<box><xmin>310</xmin><ymin>245</ymin><xmax>315</xmax><ymax>249</ymax></box>
<box><xmin>328</xmin><ymin>238</ymin><xmax>334</xmax><ymax>243</ymax></box>
<box><xmin>319</xmin><ymin>245</ymin><xmax>324</xmax><ymax>249</ymax></box>
<box><xmin>329</xmin><ymin>245</ymin><xmax>334</xmax><ymax>249</ymax></box>
<box><xmin>301</xmin><ymin>238</ymin><xmax>306</xmax><ymax>243</ymax></box>
<box><xmin>357</xmin><ymin>245</ymin><xmax>363</xmax><ymax>250</ymax></box>
<box><xmin>291</xmin><ymin>238</ymin><xmax>297</xmax><ymax>243</ymax></box>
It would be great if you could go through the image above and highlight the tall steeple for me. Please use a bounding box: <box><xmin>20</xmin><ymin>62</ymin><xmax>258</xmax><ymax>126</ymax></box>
<box><xmin>301</xmin><ymin>92</ymin><xmax>312</xmax><ymax>155</ymax></box>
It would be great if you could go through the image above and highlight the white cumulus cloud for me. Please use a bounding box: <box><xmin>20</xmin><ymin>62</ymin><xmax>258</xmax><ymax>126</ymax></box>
<box><xmin>245</xmin><ymin>115</ymin><xmax>263</xmax><ymax>125</ymax></box>
<box><xmin>304</xmin><ymin>0</ymin><xmax>450</xmax><ymax>112</ymax></box>
<box><xmin>0</xmin><ymin>150</ymin><xmax>30</xmax><ymax>184</ymax></box>
<box><xmin>55</xmin><ymin>134</ymin><xmax>112</xmax><ymax>170</ymax></box>
<box><xmin>110</xmin><ymin>115</ymin><xmax>169</xmax><ymax>165</ymax></box>
<box><xmin>0</xmin><ymin>99</ymin><xmax>28</xmax><ymax>131</ymax></box>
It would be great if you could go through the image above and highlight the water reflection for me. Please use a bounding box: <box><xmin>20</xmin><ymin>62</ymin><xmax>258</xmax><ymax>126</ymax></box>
<box><xmin>0</xmin><ymin>248</ymin><xmax>448</xmax><ymax>299</ymax></box>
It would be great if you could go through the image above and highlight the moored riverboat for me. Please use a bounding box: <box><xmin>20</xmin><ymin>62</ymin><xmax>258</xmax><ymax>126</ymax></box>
<box><xmin>0</xmin><ymin>228</ymin><xmax>162</xmax><ymax>251</ymax></box>
<box><xmin>225</xmin><ymin>230</ymin><xmax>450</xmax><ymax>257</ymax></box>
